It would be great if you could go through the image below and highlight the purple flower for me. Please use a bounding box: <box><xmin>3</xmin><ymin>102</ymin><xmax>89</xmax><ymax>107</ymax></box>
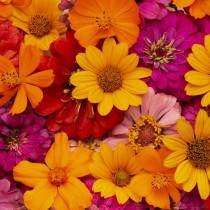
<box><xmin>0</xmin><ymin>102</ymin><xmax>54</xmax><ymax>172</ymax></box>
<box><xmin>195</xmin><ymin>16</ymin><xmax>210</xmax><ymax>35</ymax></box>
<box><xmin>131</xmin><ymin>11</ymin><xmax>204</xmax><ymax>101</ymax></box>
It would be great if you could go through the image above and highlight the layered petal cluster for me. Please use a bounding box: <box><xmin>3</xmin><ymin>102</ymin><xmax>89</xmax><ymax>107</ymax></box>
<box><xmin>162</xmin><ymin>109</ymin><xmax>210</xmax><ymax>199</ymax></box>
<box><xmin>68</xmin><ymin>0</ymin><xmax>140</xmax><ymax>47</ymax></box>
<box><xmin>13</xmin><ymin>131</ymin><xmax>93</xmax><ymax>210</ymax></box>
<box><xmin>0</xmin><ymin>44</ymin><xmax>54</xmax><ymax>114</ymax></box>
<box><xmin>70</xmin><ymin>38</ymin><xmax>152</xmax><ymax>116</ymax></box>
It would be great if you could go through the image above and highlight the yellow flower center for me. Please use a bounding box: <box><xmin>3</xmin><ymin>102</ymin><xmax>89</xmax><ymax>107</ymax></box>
<box><xmin>127</xmin><ymin>115</ymin><xmax>162</xmax><ymax>152</ymax></box>
<box><xmin>49</xmin><ymin>167</ymin><xmax>68</xmax><ymax>186</ymax></box>
<box><xmin>28</xmin><ymin>14</ymin><xmax>52</xmax><ymax>37</ymax></box>
<box><xmin>95</xmin><ymin>11</ymin><xmax>111</xmax><ymax>30</ymax></box>
<box><xmin>98</xmin><ymin>67</ymin><xmax>122</xmax><ymax>92</ymax></box>
<box><xmin>151</xmin><ymin>172</ymin><xmax>169</xmax><ymax>190</ymax></box>
<box><xmin>0</xmin><ymin>71</ymin><xmax>21</xmax><ymax>88</ymax></box>
<box><xmin>112</xmin><ymin>170</ymin><xmax>131</xmax><ymax>187</ymax></box>
<box><xmin>187</xmin><ymin>140</ymin><xmax>210</xmax><ymax>169</ymax></box>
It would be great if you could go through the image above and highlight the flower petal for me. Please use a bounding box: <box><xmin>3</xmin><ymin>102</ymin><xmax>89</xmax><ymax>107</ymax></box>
<box><xmin>197</xmin><ymin>169</ymin><xmax>210</xmax><ymax>199</ymax></box>
<box><xmin>115</xmin><ymin>186</ymin><xmax>129</xmax><ymax>204</ymax></box>
<box><xmin>195</xmin><ymin>109</ymin><xmax>208</xmax><ymax>140</ymax></box>
<box><xmin>97</xmin><ymin>93</ymin><xmax>113</xmax><ymax>116</ymax></box>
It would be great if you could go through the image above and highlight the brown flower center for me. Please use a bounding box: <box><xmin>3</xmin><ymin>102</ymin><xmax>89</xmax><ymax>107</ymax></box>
<box><xmin>95</xmin><ymin>11</ymin><xmax>111</xmax><ymax>30</ymax></box>
<box><xmin>49</xmin><ymin>167</ymin><xmax>67</xmax><ymax>186</ymax></box>
<box><xmin>4</xmin><ymin>129</ymin><xmax>21</xmax><ymax>152</ymax></box>
<box><xmin>28</xmin><ymin>14</ymin><xmax>52</xmax><ymax>37</ymax></box>
<box><xmin>0</xmin><ymin>71</ymin><xmax>21</xmax><ymax>88</ymax></box>
<box><xmin>151</xmin><ymin>173</ymin><xmax>169</xmax><ymax>190</ymax></box>
<box><xmin>112</xmin><ymin>170</ymin><xmax>131</xmax><ymax>187</ymax></box>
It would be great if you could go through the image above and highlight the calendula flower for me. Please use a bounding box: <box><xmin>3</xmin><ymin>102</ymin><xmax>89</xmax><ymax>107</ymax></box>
<box><xmin>132</xmin><ymin>147</ymin><xmax>181</xmax><ymax>209</ymax></box>
<box><xmin>70</xmin><ymin>38</ymin><xmax>152</xmax><ymax>116</ymax></box>
<box><xmin>185</xmin><ymin>35</ymin><xmax>210</xmax><ymax>107</ymax></box>
<box><xmin>162</xmin><ymin>109</ymin><xmax>210</xmax><ymax>199</ymax></box>
<box><xmin>0</xmin><ymin>43</ymin><xmax>54</xmax><ymax>114</ymax></box>
<box><xmin>9</xmin><ymin>0</ymin><xmax>67</xmax><ymax>51</ymax></box>
<box><xmin>13</xmin><ymin>131</ymin><xmax>93</xmax><ymax>210</ymax></box>
<box><xmin>68</xmin><ymin>0</ymin><xmax>140</xmax><ymax>47</ymax></box>
<box><xmin>89</xmin><ymin>143</ymin><xmax>143</xmax><ymax>205</ymax></box>
<box><xmin>173</xmin><ymin>0</ymin><xmax>210</xmax><ymax>18</ymax></box>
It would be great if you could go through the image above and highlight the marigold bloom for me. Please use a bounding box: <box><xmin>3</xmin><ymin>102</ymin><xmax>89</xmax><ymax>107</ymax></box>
<box><xmin>185</xmin><ymin>35</ymin><xmax>210</xmax><ymax>107</ymax></box>
<box><xmin>162</xmin><ymin>109</ymin><xmax>210</xmax><ymax>199</ymax></box>
<box><xmin>68</xmin><ymin>0</ymin><xmax>140</xmax><ymax>47</ymax></box>
<box><xmin>13</xmin><ymin>131</ymin><xmax>93</xmax><ymax>210</ymax></box>
<box><xmin>132</xmin><ymin>147</ymin><xmax>181</xmax><ymax>209</ymax></box>
<box><xmin>0</xmin><ymin>44</ymin><xmax>54</xmax><ymax>115</ymax></box>
<box><xmin>9</xmin><ymin>0</ymin><xmax>67</xmax><ymax>51</ymax></box>
<box><xmin>89</xmin><ymin>143</ymin><xmax>142</xmax><ymax>204</ymax></box>
<box><xmin>70</xmin><ymin>38</ymin><xmax>152</xmax><ymax>116</ymax></box>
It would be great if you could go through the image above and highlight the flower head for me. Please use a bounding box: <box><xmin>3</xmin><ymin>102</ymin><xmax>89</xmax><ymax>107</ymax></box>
<box><xmin>13</xmin><ymin>131</ymin><xmax>93</xmax><ymax>210</ymax></box>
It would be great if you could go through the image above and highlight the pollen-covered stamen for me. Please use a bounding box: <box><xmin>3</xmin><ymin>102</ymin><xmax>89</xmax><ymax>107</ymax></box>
<box><xmin>4</xmin><ymin>129</ymin><xmax>21</xmax><ymax>152</ymax></box>
<box><xmin>1</xmin><ymin>71</ymin><xmax>21</xmax><ymax>88</ymax></box>
<box><xmin>151</xmin><ymin>172</ymin><xmax>169</xmax><ymax>190</ymax></box>
<box><xmin>187</xmin><ymin>140</ymin><xmax>210</xmax><ymax>169</ymax></box>
<box><xmin>28</xmin><ymin>14</ymin><xmax>52</xmax><ymax>37</ymax></box>
<box><xmin>98</xmin><ymin>67</ymin><xmax>122</xmax><ymax>92</ymax></box>
<box><xmin>112</xmin><ymin>170</ymin><xmax>131</xmax><ymax>187</ymax></box>
<box><xmin>49</xmin><ymin>167</ymin><xmax>68</xmax><ymax>186</ymax></box>
<box><xmin>95</xmin><ymin>10</ymin><xmax>111</xmax><ymax>29</ymax></box>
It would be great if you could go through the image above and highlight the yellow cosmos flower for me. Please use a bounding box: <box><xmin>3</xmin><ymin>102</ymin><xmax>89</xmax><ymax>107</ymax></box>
<box><xmin>162</xmin><ymin>109</ymin><xmax>210</xmax><ymax>199</ymax></box>
<box><xmin>13</xmin><ymin>131</ymin><xmax>93</xmax><ymax>210</ymax></box>
<box><xmin>70</xmin><ymin>38</ymin><xmax>152</xmax><ymax>116</ymax></box>
<box><xmin>89</xmin><ymin>143</ymin><xmax>142</xmax><ymax>204</ymax></box>
<box><xmin>132</xmin><ymin>147</ymin><xmax>181</xmax><ymax>209</ymax></box>
<box><xmin>173</xmin><ymin>0</ymin><xmax>210</xmax><ymax>18</ymax></box>
<box><xmin>68</xmin><ymin>0</ymin><xmax>140</xmax><ymax>48</ymax></box>
<box><xmin>9</xmin><ymin>0</ymin><xmax>67</xmax><ymax>51</ymax></box>
<box><xmin>185</xmin><ymin>35</ymin><xmax>210</xmax><ymax>107</ymax></box>
<box><xmin>0</xmin><ymin>43</ymin><xmax>54</xmax><ymax>115</ymax></box>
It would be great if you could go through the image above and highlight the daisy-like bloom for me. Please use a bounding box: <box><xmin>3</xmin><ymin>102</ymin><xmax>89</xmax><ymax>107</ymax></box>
<box><xmin>173</xmin><ymin>0</ymin><xmax>210</xmax><ymax>19</ymax></box>
<box><xmin>132</xmin><ymin>147</ymin><xmax>182</xmax><ymax>209</ymax></box>
<box><xmin>103</xmin><ymin>87</ymin><xmax>182</xmax><ymax>152</ymax></box>
<box><xmin>0</xmin><ymin>0</ymin><xmax>31</xmax><ymax>21</ymax></box>
<box><xmin>13</xmin><ymin>131</ymin><xmax>93</xmax><ymax>210</ymax></box>
<box><xmin>68</xmin><ymin>0</ymin><xmax>140</xmax><ymax>48</ymax></box>
<box><xmin>185</xmin><ymin>35</ymin><xmax>210</xmax><ymax>107</ymax></box>
<box><xmin>162</xmin><ymin>109</ymin><xmax>210</xmax><ymax>199</ymax></box>
<box><xmin>9</xmin><ymin>0</ymin><xmax>67</xmax><ymax>51</ymax></box>
<box><xmin>89</xmin><ymin>143</ymin><xmax>143</xmax><ymax>205</ymax></box>
<box><xmin>0</xmin><ymin>43</ymin><xmax>54</xmax><ymax>115</ymax></box>
<box><xmin>70</xmin><ymin>38</ymin><xmax>152</xmax><ymax>116</ymax></box>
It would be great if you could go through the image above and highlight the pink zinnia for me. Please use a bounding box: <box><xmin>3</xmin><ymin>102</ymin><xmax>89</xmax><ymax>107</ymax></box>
<box><xmin>103</xmin><ymin>88</ymin><xmax>182</xmax><ymax>152</ymax></box>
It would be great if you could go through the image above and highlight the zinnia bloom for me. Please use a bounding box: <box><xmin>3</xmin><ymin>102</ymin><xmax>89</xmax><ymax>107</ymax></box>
<box><xmin>68</xmin><ymin>0</ymin><xmax>140</xmax><ymax>47</ymax></box>
<box><xmin>132</xmin><ymin>147</ymin><xmax>181</xmax><ymax>209</ymax></box>
<box><xmin>173</xmin><ymin>0</ymin><xmax>210</xmax><ymax>18</ymax></box>
<box><xmin>0</xmin><ymin>43</ymin><xmax>54</xmax><ymax>114</ymax></box>
<box><xmin>89</xmin><ymin>143</ymin><xmax>143</xmax><ymax>204</ymax></box>
<box><xmin>9</xmin><ymin>0</ymin><xmax>67</xmax><ymax>51</ymax></box>
<box><xmin>13</xmin><ymin>131</ymin><xmax>93</xmax><ymax>210</ymax></box>
<box><xmin>162</xmin><ymin>109</ymin><xmax>210</xmax><ymax>199</ymax></box>
<box><xmin>104</xmin><ymin>87</ymin><xmax>182</xmax><ymax>152</ymax></box>
<box><xmin>185</xmin><ymin>35</ymin><xmax>210</xmax><ymax>107</ymax></box>
<box><xmin>70</xmin><ymin>38</ymin><xmax>152</xmax><ymax>116</ymax></box>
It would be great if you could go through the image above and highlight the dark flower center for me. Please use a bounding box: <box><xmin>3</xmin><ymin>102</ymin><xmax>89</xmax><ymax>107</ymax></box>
<box><xmin>4</xmin><ymin>129</ymin><xmax>21</xmax><ymax>151</ymax></box>
<box><xmin>112</xmin><ymin>170</ymin><xmax>131</xmax><ymax>186</ymax></box>
<box><xmin>49</xmin><ymin>167</ymin><xmax>67</xmax><ymax>186</ymax></box>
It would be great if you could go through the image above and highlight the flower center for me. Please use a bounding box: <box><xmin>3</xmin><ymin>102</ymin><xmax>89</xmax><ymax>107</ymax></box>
<box><xmin>151</xmin><ymin>173</ymin><xmax>169</xmax><ymax>190</ymax></box>
<box><xmin>49</xmin><ymin>167</ymin><xmax>68</xmax><ymax>186</ymax></box>
<box><xmin>98</xmin><ymin>67</ymin><xmax>122</xmax><ymax>92</ymax></box>
<box><xmin>112</xmin><ymin>170</ymin><xmax>131</xmax><ymax>187</ymax></box>
<box><xmin>4</xmin><ymin>129</ymin><xmax>21</xmax><ymax>152</ymax></box>
<box><xmin>0</xmin><ymin>71</ymin><xmax>21</xmax><ymax>88</ymax></box>
<box><xmin>127</xmin><ymin>115</ymin><xmax>162</xmax><ymax>152</ymax></box>
<box><xmin>187</xmin><ymin>140</ymin><xmax>210</xmax><ymax>169</ymax></box>
<box><xmin>28</xmin><ymin>14</ymin><xmax>52</xmax><ymax>37</ymax></box>
<box><xmin>95</xmin><ymin>11</ymin><xmax>111</xmax><ymax>30</ymax></box>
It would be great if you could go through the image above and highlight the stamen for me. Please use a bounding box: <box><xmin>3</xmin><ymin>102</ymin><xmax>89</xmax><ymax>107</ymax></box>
<box><xmin>151</xmin><ymin>173</ymin><xmax>169</xmax><ymax>190</ymax></box>
<box><xmin>49</xmin><ymin>167</ymin><xmax>67</xmax><ymax>186</ymax></box>
<box><xmin>112</xmin><ymin>170</ymin><xmax>131</xmax><ymax>187</ymax></box>
<box><xmin>95</xmin><ymin>11</ymin><xmax>111</xmax><ymax>30</ymax></box>
<box><xmin>1</xmin><ymin>71</ymin><xmax>21</xmax><ymax>88</ymax></box>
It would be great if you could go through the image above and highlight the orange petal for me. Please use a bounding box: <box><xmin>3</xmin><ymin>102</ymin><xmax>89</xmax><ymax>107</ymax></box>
<box><xmin>167</xmin><ymin>183</ymin><xmax>181</xmax><ymax>204</ymax></box>
<box><xmin>0</xmin><ymin>56</ymin><xmax>16</xmax><ymax>73</ymax></box>
<box><xmin>12</xmin><ymin>0</ymin><xmax>32</xmax><ymax>8</ymax></box>
<box><xmin>52</xmin><ymin>193</ymin><xmax>69</xmax><ymax>210</ymax></box>
<box><xmin>0</xmin><ymin>88</ymin><xmax>17</xmax><ymax>106</ymax></box>
<box><xmin>0</xmin><ymin>4</ymin><xmax>13</xmax><ymax>20</ymax></box>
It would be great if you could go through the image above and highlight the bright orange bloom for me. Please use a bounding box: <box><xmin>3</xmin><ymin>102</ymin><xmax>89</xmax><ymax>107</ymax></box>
<box><xmin>68</xmin><ymin>0</ymin><xmax>140</xmax><ymax>48</ymax></box>
<box><xmin>0</xmin><ymin>43</ymin><xmax>54</xmax><ymax>114</ymax></box>
<box><xmin>0</xmin><ymin>0</ymin><xmax>31</xmax><ymax>20</ymax></box>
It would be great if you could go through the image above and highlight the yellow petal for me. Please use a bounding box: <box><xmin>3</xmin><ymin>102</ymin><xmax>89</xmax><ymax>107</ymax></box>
<box><xmin>162</xmin><ymin>135</ymin><xmax>189</xmax><ymax>150</ymax></box>
<box><xmin>122</xmin><ymin>79</ymin><xmax>148</xmax><ymax>94</ymax></box>
<box><xmin>201</xmin><ymin>115</ymin><xmax>210</xmax><ymax>139</ymax></box>
<box><xmin>97</xmin><ymin>93</ymin><xmax>114</xmax><ymax>116</ymax></box>
<box><xmin>52</xmin><ymin>193</ymin><xmax>69</xmax><ymax>210</ymax></box>
<box><xmin>183</xmin><ymin>167</ymin><xmax>197</xmax><ymax>192</ymax></box>
<box><xmin>205</xmin><ymin>35</ymin><xmax>210</xmax><ymax>57</ymax></box>
<box><xmin>102</xmin><ymin>38</ymin><xmax>117</xmax><ymax>64</ymax></box>
<box><xmin>197</xmin><ymin>169</ymin><xmax>210</xmax><ymax>199</ymax></box>
<box><xmin>185</xmin><ymin>83</ymin><xmax>210</xmax><ymax>96</ymax></box>
<box><xmin>115</xmin><ymin>186</ymin><xmax>129</xmax><ymax>204</ymax></box>
<box><xmin>185</xmin><ymin>71</ymin><xmax>210</xmax><ymax>86</ymax></box>
<box><xmin>122</xmin><ymin>68</ymin><xmax>152</xmax><ymax>80</ymax></box>
<box><xmin>88</xmin><ymin>85</ymin><xmax>104</xmax><ymax>103</ymax></box>
<box><xmin>201</xmin><ymin>91</ymin><xmax>210</xmax><ymax>106</ymax></box>
<box><xmin>113</xmin><ymin>89</ymin><xmax>129</xmax><ymax>111</ymax></box>
<box><xmin>195</xmin><ymin>109</ymin><xmax>208</xmax><ymax>139</ymax></box>
<box><xmin>113</xmin><ymin>143</ymin><xmax>128</xmax><ymax>170</ymax></box>
<box><xmin>123</xmin><ymin>185</ymin><xmax>142</xmax><ymax>203</ymax></box>
<box><xmin>121</xmin><ymin>88</ymin><xmax>142</xmax><ymax>106</ymax></box>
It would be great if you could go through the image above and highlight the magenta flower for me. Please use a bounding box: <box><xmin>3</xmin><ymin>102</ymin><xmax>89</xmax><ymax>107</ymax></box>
<box><xmin>0</xmin><ymin>102</ymin><xmax>54</xmax><ymax>172</ymax></box>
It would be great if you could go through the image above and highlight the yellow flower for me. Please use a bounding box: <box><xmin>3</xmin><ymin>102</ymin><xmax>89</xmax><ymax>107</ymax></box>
<box><xmin>162</xmin><ymin>109</ymin><xmax>210</xmax><ymax>199</ymax></box>
<box><xmin>0</xmin><ymin>43</ymin><xmax>54</xmax><ymax>115</ymax></box>
<box><xmin>13</xmin><ymin>131</ymin><xmax>93</xmax><ymax>210</ymax></box>
<box><xmin>185</xmin><ymin>35</ymin><xmax>210</xmax><ymax>107</ymax></box>
<box><xmin>89</xmin><ymin>143</ymin><xmax>143</xmax><ymax>204</ymax></box>
<box><xmin>68</xmin><ymin>0</ymin><xmax>140</xmax><ymax>48</ymax></box>
<box><xmin>173</xmin><ymin>0</ymin><xmax>210</xmax><ymax>18</ymax></box>
<box><xmin>9</xmin><ymin>0</ymin><xmax>67</xmax><ymax>51</ymax></box>
<box><xmin>70</xmin><ymin>38</ymin><xmax>152</xmax><ymax>116</ymax></box>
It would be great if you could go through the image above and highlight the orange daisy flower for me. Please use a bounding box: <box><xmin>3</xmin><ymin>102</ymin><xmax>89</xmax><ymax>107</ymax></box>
<box><xmin>68</xmin><ymin>0</ymin><xmax>140</xmax><ymax>48</ymax></box>
<box><xmin>0</xmin><ymin>43</ymin><xmax>54</xmax><ymax>114</ymax></box>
